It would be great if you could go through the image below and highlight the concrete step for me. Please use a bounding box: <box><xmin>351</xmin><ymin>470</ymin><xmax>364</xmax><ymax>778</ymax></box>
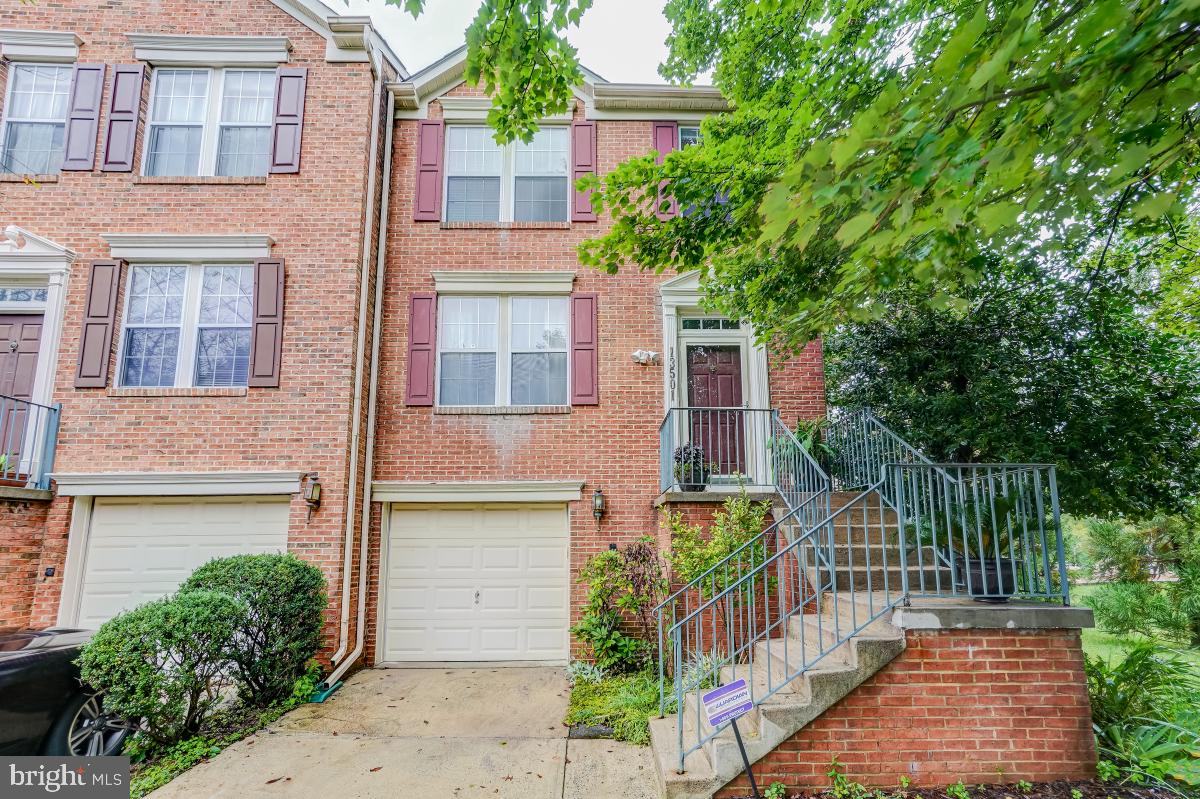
<box><xmin>650</xmin><ymin>599</ymin><xmax>907</xmax><ymax>799</ymax></box>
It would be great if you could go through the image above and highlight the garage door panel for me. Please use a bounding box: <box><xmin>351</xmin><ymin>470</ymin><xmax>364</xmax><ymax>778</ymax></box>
<box><xmin>384</xmin><ymin>503</ymin><xmax>569</xmax><ymax>662</ymax></box>
<box><xmin>79</xmin><ymin>496</ymin><xmax>290</xmax><ymax>628</ymax></box>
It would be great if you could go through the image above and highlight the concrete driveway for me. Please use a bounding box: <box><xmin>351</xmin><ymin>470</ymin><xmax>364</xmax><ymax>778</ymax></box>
<box><xmin>150</xmin><ymin>667</ymin><xmax>658</xmax><ymax>799</ymax></box>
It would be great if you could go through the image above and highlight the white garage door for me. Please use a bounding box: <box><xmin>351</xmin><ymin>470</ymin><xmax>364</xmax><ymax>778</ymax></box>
<box><xmin>383</xmin><ymin>503</ymin><xmax>570</xmax><ymax>662</ymax></box>
<box><xmin>76</xmin><ymin>496</ymin><xmax>290</xmax><ymax>628</ymax></box>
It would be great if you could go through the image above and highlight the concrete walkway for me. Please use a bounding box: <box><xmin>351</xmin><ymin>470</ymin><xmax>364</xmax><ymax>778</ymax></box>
<box><xmin>150</xmin><ymin>667</ymin><xmax>658</xmax><ymax>799</ymax></box>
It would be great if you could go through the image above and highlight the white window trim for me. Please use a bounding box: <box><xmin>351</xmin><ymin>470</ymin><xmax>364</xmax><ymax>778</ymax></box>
<box><xmin>101</xmin><ymin>233</ymin><xmax>273</xmax><ymax>262</ymax></box>
<box><xmin>0</xmin><ymin>30</ymin><xmax>81</xmax><ymax>62</ymax></box>
<box><xmin>114</xmin><ymin>263</ymin><xmax>253</xmax><ymax>389</ymax></box>
<box><xmin>371</xmin><ymin>480</ymin><xmax>583</xmax><ymax>503</ymax></box>
<box><xmin>126</xmin><ymin>33</ymin><xmax>291</xmax><ymax>67</ymax></box>
<box><xmin>679</xmin><ymin>125</ymin><xmax>702</xmax><ymax>148</ymax></box>
<box><xmin>1</xmin><ymin>61</ymin><xmax>72</xmax><ymax>175</ymax></box>
<box><xmin>431</xmin><ymin>270</ymin><xmax>575</xmax><ymax>295</ymax></box>
<box><xmin>141</xmin><ymin>66</ymin><xmax>274</xmax><ymax>178</ymax></box>
<box><xmin>442</xmin><ymin>124</ymin><xmax>571</xmax><ymax>224</ymax></box>
<box><xmin>435</xmin><ymin>294</ymin><xmax>570</xmax><ymax>408</ymax></box>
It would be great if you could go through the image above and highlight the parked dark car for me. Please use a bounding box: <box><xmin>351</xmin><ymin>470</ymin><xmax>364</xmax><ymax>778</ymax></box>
<box><xmin>0</xmin><ymin>628</ymin><xmax>133</xmax><ymax>755</ymax></box>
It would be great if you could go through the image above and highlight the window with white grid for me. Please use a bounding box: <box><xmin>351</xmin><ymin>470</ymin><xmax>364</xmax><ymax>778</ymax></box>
<box><xmin>144</xmin><ymin>67</ymin><xmax>274</xmax><ymax>177</ymax></box>
<box><xmin>444</xmin><ymin>125</ymin><xmax>570</xmax><ymax>223</ymax></box>
<box><xmin>514</xmin><ymin>127</ymin><xmax>569</xmax><ymax>222</ymax></box>
<box><xmin>679</xmin><ymin>126</ymin><xmax>702</xmax><ymax>148</ymax></box>
<box><xmin>119</xmin><ymin>264</ymin><xmax>254</xmax><ymax>388</ymax></box>
<box><xmin>1</xmin><ymin>63</ymin><xmax>72</xmax><ymax>175</ymax></box>
<box><xmin>437</xmin><ymin>295</ymin><xmax>569</xmax><ymax>407</ymax></box>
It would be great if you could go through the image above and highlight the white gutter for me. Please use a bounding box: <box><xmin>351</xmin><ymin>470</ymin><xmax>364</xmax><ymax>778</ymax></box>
<box><xmin>325</xmin><ymin>86</ymin><xmax>394</xmax><ymax>686</ymax></box>
<box><xmin>328</xmin><ymin>62</ymin><xmax>384</xmax><ymax>670</ymax></box>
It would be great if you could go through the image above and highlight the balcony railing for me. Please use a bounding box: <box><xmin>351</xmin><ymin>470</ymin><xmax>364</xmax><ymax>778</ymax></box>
<box><xmin>0</xmin><ymin>394</ymin><xmax>60</xmax><ymax>490</ymax></box>
<box><xmin>659</xmin><ymin>407</ymin><xmax>777</xmax><ymax>494</ymax></box>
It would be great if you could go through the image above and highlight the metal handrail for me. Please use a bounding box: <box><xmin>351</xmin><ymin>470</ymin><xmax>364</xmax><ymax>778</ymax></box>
<box><xmin>654</xmin><ymin>407</ymin><xmax>1071</xmax><ymax>773</ymax></box>
<box><xmin>0</xmin><ymin>394</ymin><xmax>61</xmax><ymax>490</ymax></box>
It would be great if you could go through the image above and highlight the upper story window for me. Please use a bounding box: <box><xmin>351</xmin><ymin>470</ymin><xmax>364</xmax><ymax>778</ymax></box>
<box><xmin>445</xmin><ymin>126</ymin><xmax>570</xmax><ymax>223</ymax></box>
<box><xmin>438</xmin><ymin>295</ymin><xmax>569</xmax><ymax>406</ymax></box>
<box><xmin>144</xmin><ymin>68</ymin><xmax>273</xmax><ymax>177</ymax></box>
<box><xmin>119</xmin><ymin>264</ymin><xmax>253</xmax><ymax>388</ymax></box>
<box><xmin>1</xmin><ymin>63</ymin><xmax>72</xmax><ymax>175</ymax></box>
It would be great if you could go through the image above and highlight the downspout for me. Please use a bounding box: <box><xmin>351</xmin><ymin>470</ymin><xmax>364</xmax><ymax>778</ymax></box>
<box><xmin>328</xmin><ymin>61</ymin><xmax>384</xmax><ymax>670</ymax></box>
<box><xmin>324</xmin><ymin>85</ymin><xmax>394</xmax><ymax>688</ymax></box>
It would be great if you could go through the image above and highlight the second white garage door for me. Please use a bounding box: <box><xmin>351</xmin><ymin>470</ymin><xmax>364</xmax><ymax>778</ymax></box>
<box><xmin>383</xmin><ymin>503</ymin><xmax>569</xmax><ymax>662</ymax></box>
<box><xmin>76</xmin><ymin>496</ymin><xmax>290</xmax><ymax>628</ymax></box>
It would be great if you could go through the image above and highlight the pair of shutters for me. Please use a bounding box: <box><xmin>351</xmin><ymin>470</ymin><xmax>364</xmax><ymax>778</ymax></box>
<box><xmin>404</xmin><ymin>292</ymin><xmax>598</xmax><ymax>406</ymax></box>
<box><xmin>56</xmin><ymin>64</ymin><xmax>307</xmax><ymax>173</ymax></box>
<box><xmin>412</xmin><ymin>120</ymin><xmax>600</xmax><ymax>223</ymax></box>
<box><xmin>74</xmin><ymin>259</ymin><xmax>286</xmax><ymax>389</ymax></box>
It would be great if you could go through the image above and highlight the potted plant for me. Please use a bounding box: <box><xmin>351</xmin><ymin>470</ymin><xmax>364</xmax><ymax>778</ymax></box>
<box><xmin>906</xmin><ymin>494</ymin><xmax>1022</xmax><ymax>603</ymax></box>
<box><xmin>673</xmin><ymin>443</ymin><xmax>711</xmax><ymax>492</ymax></box>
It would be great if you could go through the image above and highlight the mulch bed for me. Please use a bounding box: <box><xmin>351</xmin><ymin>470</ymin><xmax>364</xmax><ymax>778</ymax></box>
<box><xmin>732</xmin><ymin>781</ymin><xmax>1180</xmax><ymax>799</ymax></box>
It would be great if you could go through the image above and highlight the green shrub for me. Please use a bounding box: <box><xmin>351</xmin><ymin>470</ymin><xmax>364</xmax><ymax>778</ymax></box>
<box><xmin>570</xmin><ymin>540</ymin><xmax>667</xmax><ymax>674</ymax></box>
<box><xmin>564</xmin><ymin>670</ymin><xmax>660</xmax><ymax>745</ymax></box>
<box><xmin>665</xmin><ymin>491</ymin><xmax>771</xmax><ymax>599</ymax></box>
<box><xmin>1085</xmin><ymin>643</ymin><xmax>1200</xmax><ymax>788</ymax></box>
<box><xmin>78</xmin><ymin>591</ymin><xmax>243</xmax><ymax>745</ymax></box>
<box><xmin>181</xmin><ymin>553</ymin><xmax>327</xmax><ymax>706</ymax></box>
<box><xmin>1083</xmin><ymin>510</ymin><xmax>1200</xmax><ymax>645</ymax></box>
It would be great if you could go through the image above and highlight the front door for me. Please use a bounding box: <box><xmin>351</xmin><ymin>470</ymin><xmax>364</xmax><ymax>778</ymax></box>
<box><xmin>0</xmin><ymin>315</ymin><xmax>43</xmax><ymax>476</ymax></box>
<box><xmin>686</xmin><ymin>344</ymin><xmax>745</xmax><ymax>476</ymax></box>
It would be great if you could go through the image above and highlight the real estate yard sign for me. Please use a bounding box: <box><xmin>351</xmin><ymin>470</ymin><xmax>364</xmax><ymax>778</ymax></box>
<box><xmin>701</xmin><ymin>679</ymin><xmax>760</xmax><ymax>798</ymax></box>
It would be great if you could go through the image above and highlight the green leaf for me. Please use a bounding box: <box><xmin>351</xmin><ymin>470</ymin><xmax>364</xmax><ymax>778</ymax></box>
<box><xmin>835</xmin><ymin>212</ymin><xmax>876</xmax><ymax>246</ymax></box>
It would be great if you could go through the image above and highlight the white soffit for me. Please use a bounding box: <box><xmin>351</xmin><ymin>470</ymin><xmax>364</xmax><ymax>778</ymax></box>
<box><xmin>373</xmin><ymin>481</ymin><xmax>584</xmax><ymax>503</ymax></box>
<box><xmin>101</xmin><ymin>233</ymin><xmax>274</xmax><ymax>263</ymax></box>
<box><xmin>52</xmin><ymin>471</ymin><xmax>304</xmax><ymax>497</ymax></box>
<box><xmin>126</xmin><ymin>33</ymin><xmax>291</xmax><ymax>66</ymax></box>
<box><xmin>0</xmin><ymin>29</ymin><xmax>82</xmax><ymax>62</ymax></box>
<box><xmin>431</xmin><ymin>270</ymin><xmax>576</xmax><ymax>295</ymax></box>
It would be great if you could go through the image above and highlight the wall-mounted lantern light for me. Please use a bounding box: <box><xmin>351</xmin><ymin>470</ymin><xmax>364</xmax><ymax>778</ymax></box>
<box><xmin>592</xmin><ymin>487</ymin><xmax>607</xmax><ymax>522</ymax></box>
<box><xmin>304</xmin><ymin>473</ymin><xmax>322</xmax><ymax>521</ymax></box>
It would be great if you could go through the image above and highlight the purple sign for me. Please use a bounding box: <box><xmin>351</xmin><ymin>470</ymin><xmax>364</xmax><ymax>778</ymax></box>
<box><xmin>702</xmin><ymin>678</ymin><xmax>754</xmax><ymax>727</ymax></box>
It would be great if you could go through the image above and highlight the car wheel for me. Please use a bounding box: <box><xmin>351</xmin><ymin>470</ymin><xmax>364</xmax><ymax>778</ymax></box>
<box><xmin>43</xmin><ymin>692</ymin><xmax>134</xmax><ymax>757</ymax></box>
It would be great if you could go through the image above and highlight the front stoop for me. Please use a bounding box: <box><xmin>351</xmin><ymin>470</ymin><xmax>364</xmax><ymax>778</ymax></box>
<box><xmin>649</xmin><ymin>593</ymin><xmax>905</xmax><ymax>799</ymax></box>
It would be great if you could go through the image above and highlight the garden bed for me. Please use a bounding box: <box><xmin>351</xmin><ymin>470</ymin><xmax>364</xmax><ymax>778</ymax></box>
<box><xmin>730</xmin><ymin>780</ymin><xmax>1177</xmax><ymax>799</ymax></box>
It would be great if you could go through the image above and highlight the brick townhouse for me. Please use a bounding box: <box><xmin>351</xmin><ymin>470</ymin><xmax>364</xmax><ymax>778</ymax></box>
<box><xmin>0</xmin><ymin>0</ymin><xmax>404</xmax><ymax>686</ymax></box>
<box><xmin>1</xmin><ymin>3</ymin><xmax>1097</xmax><ymax>794</ymax></box>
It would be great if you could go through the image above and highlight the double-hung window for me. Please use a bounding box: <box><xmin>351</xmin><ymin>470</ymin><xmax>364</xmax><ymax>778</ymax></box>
<box><xmin>1</xmin><ymin>63</ymin><xmax>72</xmax><ymax>174</ymax></box>
<box><xmin>444</xmin><ymin>126</ymin><xmax>570</xmax><ymax>223</ymax></box>
<box><xmin>679</xmin><ymin>125</ymin><xmax>702</xmax><ymax>149</ymax></box>
<box><xmin>144</xmin><ymin>68</ymin><xmax>273</xmax><ymax>177</ymax></box>
<box><xmin>119</xmin><ymin>264</ymin><xmax>253</xmax><ymax>388</ymax></box>
<box><xmin>438</xmin><ymin>295</ymin><xmax>568</xmax><ymax>406</ymax></box>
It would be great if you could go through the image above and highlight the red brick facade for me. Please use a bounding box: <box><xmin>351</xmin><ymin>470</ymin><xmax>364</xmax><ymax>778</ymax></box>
<box><xmin>0</xmin><ymin>497</ymin><xmax>51</xmax><ymax>627</ymax></box>
<box><xmin>716</xmin><ymin>629</ymin><xmax>1097</xmax><ymax>796</ymax></box>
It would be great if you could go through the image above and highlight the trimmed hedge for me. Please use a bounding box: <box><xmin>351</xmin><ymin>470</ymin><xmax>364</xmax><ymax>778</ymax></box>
<box><xmin>181</xmin><ymin>553</ymin><xmax>327</xmax><ymax>705</ymax></box>
<box><xmin>78</xmin><ymin>591</ymin><xmax>244</xmax><ymax>745</ymax></box>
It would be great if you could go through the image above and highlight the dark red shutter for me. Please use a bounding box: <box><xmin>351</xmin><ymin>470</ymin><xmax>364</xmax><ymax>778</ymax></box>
<box><xmin>652</xmin><ymin>121</ymin><xmax>679</xmax><ymax>220</ymax></box>
<box><xmin>74</xmin><ymin>260</ymin><xmax>124</xmax><ymax>388</ymax></box>
<box><xmin>248</xmin><ymin>259</ymin><xmax>285</xmax><ymax>387</ymax></box>
<box><xmin>571</xmin><ymin>121</ymin><xmax>598</xmax><ymax>222</ymax></box>
<box><xmin>61</xmin><ymin>63</ymin><xmax>106</xmax><ymax>171</ymax></box>
<box><xmin>269</xmin><ymin>67</ymin><xmax>307</xmax><ymax>174</ymax></box>
<box><xmin>405</xmin><ymin>292</ymin><xmax>437</xmax><ymax>405</ymax></box>
<box><xmin>101</xmin><ymin>64</ymin><xmax>144</xmax><ymax>172</ymax></box>
<box><xmin>413</xmin><ymin>120</ymin><xmax>445</xmax><ymax>221</ymax></box>
<box><xmin>570</xmin><ymin>293</ymin><xmax>599</xmax><ymax>405</ymax></box>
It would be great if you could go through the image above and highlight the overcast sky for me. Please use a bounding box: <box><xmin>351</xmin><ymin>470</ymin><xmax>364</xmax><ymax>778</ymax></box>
<box><xmin>342</xmin><ymin>0</ymin><xmax>677</xmax><ymax>83</ymax></box>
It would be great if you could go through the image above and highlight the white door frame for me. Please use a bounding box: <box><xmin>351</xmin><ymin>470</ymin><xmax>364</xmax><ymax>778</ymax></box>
<box><xmin>0</xmin><ymin>227</ymin><xmax>73</xmax><ymax>409</ymax></box>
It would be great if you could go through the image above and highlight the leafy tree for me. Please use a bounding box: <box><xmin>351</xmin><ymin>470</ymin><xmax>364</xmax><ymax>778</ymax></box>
<box><xmin>397</xmin><ymin>0</ymin><xmax>1200</xmax><ymax>350</ymax></box>
<box><xmin>1083</xmin><ymin>508</ymin><xmax>1200</xmax><ymax>645</ymax></box>
<box><xmin>824</xmin><ymin>244</ymin><xmax>1200</xmax><ymax>518</ymax></box>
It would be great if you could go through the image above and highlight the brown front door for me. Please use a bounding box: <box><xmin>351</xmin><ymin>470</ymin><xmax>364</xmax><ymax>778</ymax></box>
<box><xmin>0</xmin><ymin>314</ymin><xmax>43</xmax><ymax>475</ymax></box>
<box><xmin>686</xmin><ymin>344</ymin><xmax>745</xmax><ymax>476</ymax></box>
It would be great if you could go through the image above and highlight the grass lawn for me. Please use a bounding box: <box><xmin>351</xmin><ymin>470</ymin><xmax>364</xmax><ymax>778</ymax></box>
<box><xmin>1072</xmin><ymin>583</ymin><xmax>1200</xmax><ymax>675</ymax></box>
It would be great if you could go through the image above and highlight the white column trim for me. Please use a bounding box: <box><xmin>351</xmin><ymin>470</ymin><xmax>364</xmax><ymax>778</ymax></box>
<box><xmin>57</xmin><ymin>495</ymin><xmax>94</xmax><ymax>628</ymax></box>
